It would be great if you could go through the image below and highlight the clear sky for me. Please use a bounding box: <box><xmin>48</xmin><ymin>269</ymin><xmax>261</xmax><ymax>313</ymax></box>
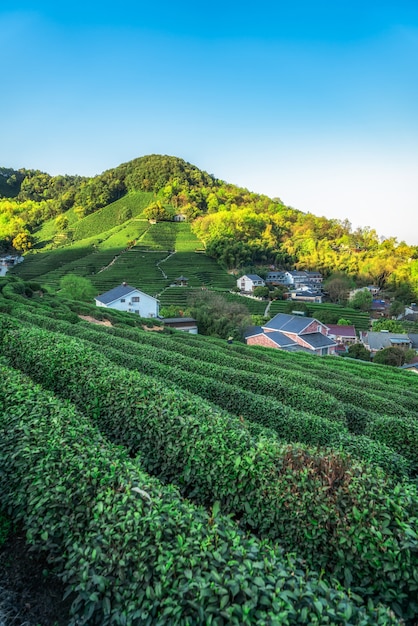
<box><xmin>1</xmin><ymin>1</ymin><xmax>418</xmax><ymax>244</ymax></box>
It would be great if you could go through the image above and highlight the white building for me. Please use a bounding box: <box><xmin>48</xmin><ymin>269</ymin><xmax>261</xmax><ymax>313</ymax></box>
<box><xmin>237</xmin><ymin>274</ymin><xmax>265</xmax><ymax>293</ymax></box>
<box><xmin>95</xmin><ymin>283</ymin><xmax>159</xmax><ymax>318</ymax></box>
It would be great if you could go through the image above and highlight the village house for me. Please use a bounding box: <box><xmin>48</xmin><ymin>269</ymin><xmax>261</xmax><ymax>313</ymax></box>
<box><xmin>245</xmin><ymin>312</ymin><xmax>337</xmax><ymax>356</ymax></box>
<box><xmin>237</xmin><ymin>274</ymin><xmax>265</xmax><ymax>293</ymax></box>
<box><xmin>162</xmin><ymin>317</ymin><xmax>198</xmax><ymax>334</ymax></box>
<box><xmin>325</xmin><ymin>324</ymin><xmax>357</xmax><ymax>345</ymax></box>
<box><xmin>289</xmin><ymin>288</ymin><xmax>323</xmax><ymax>303</ymax></box>
<box><xmin>95</xmin><ymin>282</ymin><xmax>159</xmax><ymax>318</ymax></box>
<box><xmin>0</xmin><ymin>254</ymin><xmax>24</xmax><ymax>276</ymax></box>
<box><xmin>265</xmin><ymin>270</ymin><xmax>323</xmax><ymax>289</ymax></box>
<box><xmin>359</xmin><ymin>330</ymin><xmax>412</xmax><ymax>357</ymax></box>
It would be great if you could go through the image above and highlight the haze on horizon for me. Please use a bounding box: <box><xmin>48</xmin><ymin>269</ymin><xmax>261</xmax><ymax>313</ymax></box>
<box><xmin>1</xmin><ymin>1</ymin><xmax>417</xmax><ymax>245</ymax></box>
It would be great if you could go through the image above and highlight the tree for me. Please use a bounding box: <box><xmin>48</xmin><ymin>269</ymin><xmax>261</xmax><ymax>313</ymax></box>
<box><xmin>284</xmin><ymin>301</ymin><xmax>309</xmax><ymax>315</ymax></box>
<box><xmin>344</xmin><ymin>343</ymin><xmax>371</xmax><ymax>361</ymax></box>
<box><xmin>269</xmin><ymin>286</ymin><xmax>287</xmax><ymax>300</ymax></box>
<box><xmin>143</xmin><ymin>201</ymin><xmax>173</xmax><ymax>222</ymax></box>
<box><xmin>188</xmin><ymin>290</ymin><xmax>250</xmax><ymax>339</ymax></box>
<box><xmin>55</xmin><ymin>214</ymin><xmax>69</xmax><ymax>232</ymax></box>
<box><xmin>374</xmin><ymin>347</ymin><xmax>406</xmax><ymax>367</ymax></box>
<box><xmin>388</xmin><ymin>300</ymin><xmax>405</xmax><ymax>318</ymax></box>
<box><xmin>337</xmin><ymin>318</ymin><xmax>351</xmax><ymax>325</ymax></box>
<box><xmin>314</xmin><ymin>310</ymin><xmax>339</xmax><ymax>324</ymax></box>
<box><xmin>372</xmin><ymin>319</ymin><xmax>404</xmax><ymax>333</ymax></box>
<box><xmin>404</xmin><ymin>348</ymin><xmax>417</xmax><ymax>364</ymax></box>
<box><xmin>59</xmin><ymin>274</ymin><xmax>95</xmax><ymax>301</ymax></box>
<box><xmin>325</xmin><ymin>276</ymin><xmax>351</xmax><ymax>304</ymax></box>
<box><xmin>350</xmin><ymin>289</ymin><xmax>372</xmax><ymax>311</ymax></box>
<box><xmin>12</xmin><ymin>231</ymin><xmax>34</xmax><ymax>252</ymax></box>
<box><xmin>253</xmin><ymin>286</ymin><xmax>269</xmax><ymax>299</ymax></box>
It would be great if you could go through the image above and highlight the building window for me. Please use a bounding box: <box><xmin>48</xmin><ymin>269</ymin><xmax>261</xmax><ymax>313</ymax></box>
<box><xmin>132</xmin><ymin>296</ymin><xmax>140</xmax><ymax>302</ymax></box>
<box><xmin>121</xmin><ymin>299</ymin><xmax>125</xmax><ymax>303</ymax></box>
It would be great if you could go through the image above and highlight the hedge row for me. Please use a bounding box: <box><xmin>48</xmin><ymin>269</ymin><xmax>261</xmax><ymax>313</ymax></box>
<box><xmin>0</xmin><ymin>363</ymin><xmax>400</xmax><ymax>625</ymax></box>
<box><xmin>1</xmin><ymin>322</ymin><xmax>417</xmax><ymax>619</ymax></box>
<box><xmin>59</xmin><ymin>310</ymin><xmax>418</xmax><ymax>417</ymax></box>
<box><xmin>6</xmin><ymin>292</ymin><xmax>417</xmax><ymax>416</ymax></box>
<box><xmin>9</xmin><ymin>309</ymin><xmax>414</xmax><ymax>478</ymax></box>
<box><xmin>28</xmin><ymin>311</ymin><xmax>347</xmax><ymax>423</ymax></box>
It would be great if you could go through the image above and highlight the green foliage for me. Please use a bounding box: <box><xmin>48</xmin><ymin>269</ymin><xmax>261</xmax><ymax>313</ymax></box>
<box><xmin>269</xmin><ymin>285</ymin><xmax>287</xmax><ymax>300</ymax></box>
<box><xmin>0</xmin><ymin>511</ymin><xmax>11</xmax><ymax>547</ymax></box>
<box><xmin>59</xmin><ymin>274</ymin><xmax>95</xmax><ymax>301</ymax></box>
<box><xmin>120</xmin><ymin>154</ymin><xmax>215</xmax><ymax>193</ymax></box>
<box><xmin>0</xmin><ymin>167</ymin><xmax>27</xmax><ymax>198</ymax></box>
<box><xmin>373</xmin><ymin>319</ymin><xmax>405</xmax><ymax>333</ymax></box>
<box><xmin>143</xmin><ymin>200</ymin><xmax>173</xmax><ymax>222</ymax></box>
<box><xmin>389</xmin><ymin>300</ymin><xmax>406</xmax><ymax>317</ymax></box>
<box><xmin>324</xmin><ymin>275</ymin><xmax>352</xmax><ymax>304</ymax></box>
<box><xmin>1</xmin><ymin>324</ymin><xmax>417</xmax><ymax>618</ymax></box>
<box><xmin>350</xmin><ymin>289</ymin><xmax>373</xmax><ymax>311</ymax></box>
<box><xmin>284</xmin><ymin>300</ymin><xmax>308</xmax><ymax>315</ymax></box>
<box><xmin>1</xmin><ymin>363</ymin><xmax>398</xmax><ymax>625</ymax></box>
<box><xmin>345</xmin><ymin>343</ymin><xmax>371</xmax><ymax>361</ymax></box>
<box><xmin>373</xmin><ymin>346</ymin><xmax>406</xmax><ymax>367</ymax></box>
<box><xmin>188</xmin><ymin>290</ymin><xmax>250</xmax><ymax>339</ymax></box>
<box><xmin>159</xmin><ymin>304</ymin><xmax>187</xmax><ymax>318</ymax></box>
<box><xmin>252</xmin><ymin>285</ymin><xmax>269</xmax><ymax>298</ymax></box>
<box><xmin>337</xmin><ymin>317</ymin><xmax>352</xmax><ymax>325</ymax></box>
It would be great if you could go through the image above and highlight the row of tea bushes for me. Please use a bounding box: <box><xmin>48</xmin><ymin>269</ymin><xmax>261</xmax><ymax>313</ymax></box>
<box><xmin>4</xmin><ymin>290</ymin><xmax>417</xmax><ymax>417</ymax></box>
<box><xmin>53</xmin><ymin>307</ymin><xmax>418</xmax><ymax>419</ymax></box>
<box><xmin>1</xmin><ymin>321</ymin><xmax>417</xmax><ymax>619</ymax></box>
<box><xmin>8</xmin><ymin>306</ymin><xmax>348</xmax><ymax>423</ymax></box>
<box><xmin>5</xmin><ymin>309</ymin><xmax>412</xmax><ymax>478</ymax></box>
<box><xmin>0</xmin><ymin>362</ymin><xmax>399</xmax><ymax>626</ymax></box>
<box><xmin>3</xmin><ymin>309</ymin><xmax>413</xmax><ymax>479</ymax></box>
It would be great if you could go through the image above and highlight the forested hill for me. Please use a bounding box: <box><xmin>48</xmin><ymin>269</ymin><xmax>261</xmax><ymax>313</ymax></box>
<box><xmin>1</xmin><ymin>154</ymin><xmax>417</xmax><ymax>293</ymax></box>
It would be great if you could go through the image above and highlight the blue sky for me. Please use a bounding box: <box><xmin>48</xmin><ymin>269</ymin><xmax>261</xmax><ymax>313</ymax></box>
<box><xmin>1</xmin><ymin>1</ymin><xmax>418</xmax><ymax>244</ymax></box>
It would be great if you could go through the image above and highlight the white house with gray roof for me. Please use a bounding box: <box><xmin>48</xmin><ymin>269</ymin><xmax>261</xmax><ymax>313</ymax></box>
<box><xmin>237</xmin><ymin>274</ymin><xmax>265</xmax><ymax>293</ymax></box>
<box><xmin>95</xmin><ymin>283</ymin><xmax>159</xmax><ymax>318</ymax></box>
<box><xmin>245</xmin><ymin>312</ymin><xmax>336</xmax><ymax>355</ymax></box>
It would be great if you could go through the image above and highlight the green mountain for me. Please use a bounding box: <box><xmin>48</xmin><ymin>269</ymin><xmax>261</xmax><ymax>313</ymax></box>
<box><xmin>1</xmin><ymin>154</ymin><xmax>417</xmax><ymax>304</ymax></box>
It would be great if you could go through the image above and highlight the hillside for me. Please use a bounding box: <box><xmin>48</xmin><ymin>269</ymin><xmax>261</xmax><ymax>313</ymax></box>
<box><xmin>1</xmin><ymin>155</ymin><xmax>417</xmax><ymax>306</ymax></box>
<box><xmin>0</xmin><ymin>277</ymin><xmax>417</xmax><ymax>624</ymax></box>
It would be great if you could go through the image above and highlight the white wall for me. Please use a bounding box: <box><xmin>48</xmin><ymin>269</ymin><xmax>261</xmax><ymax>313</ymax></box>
<box><xmin>97</xmin><ymin>291</ymin><xmax>159</xmax><ymax>318</ymax></box>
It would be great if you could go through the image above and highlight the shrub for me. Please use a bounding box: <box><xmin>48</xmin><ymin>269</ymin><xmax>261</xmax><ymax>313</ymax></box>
<box><xmin>0</xmin><ymin>363</ymin><xmax>398</xmax><ymax>625</ymax></box>
<box><xmin>1</xmin><ymin>323</ymin><xmax>417</xmax><ymax>618</ymax></box>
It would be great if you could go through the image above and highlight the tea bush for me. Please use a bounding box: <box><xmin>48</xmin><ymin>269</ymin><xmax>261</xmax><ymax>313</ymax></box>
<box><xmin>1</xmin><ymin>323</ymin><xmax>417</xmax><ymax>619</ymax></box>
<box><xmin>0</xmin><ymin>363</ymin><xmax>399</xmax><ymax>625</ymax></box>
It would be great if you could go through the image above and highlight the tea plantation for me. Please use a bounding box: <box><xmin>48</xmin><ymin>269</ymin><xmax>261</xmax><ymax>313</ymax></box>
<box><xmin>0</xmin><ymin>278</ymin><xmax>417</xmax><ymax>625</ymax></box>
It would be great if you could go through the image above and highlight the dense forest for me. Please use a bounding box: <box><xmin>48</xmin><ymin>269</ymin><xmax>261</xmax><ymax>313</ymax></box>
<box><xmin>1</xmin><ymin>154</ymin><xmax>417</xmax><ymax>301</ymax></box>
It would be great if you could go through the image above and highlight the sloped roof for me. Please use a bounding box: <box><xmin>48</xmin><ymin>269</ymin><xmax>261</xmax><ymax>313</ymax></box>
<box><xmin>162</xmin><ymin>317</ymin><xmax>196</xmax><ymax>324</ymax></box>
<box><xmin>299</xmin><ymin>333</ymin><xmax>337</xmax><ymax>349</ymax></box>
<box><xmin>408</xmin><ymin>334</ymin><xmax>418</xmax><ymax>349</ymax></box>
<box><xmin>326</xmin><ymin>324</ymin><xmax>356</xmax><ymax>337</ymax></box>
<box><xmin>291</xmin><ymin>290</ymin><xmax>322</xmax><ymax>297</ymax></box>
<box><xmin>260</xmin><ymin>331</ymin><xmax>298</xmax><ymax>347</ymax></box>
<box><xmin>263</xmin><ymin>313</ymin><xmax>317</xmax><ymax>334</ymax></box>
<box><xmin>363</xmin><ymin>331</ymin><xmax>411</xmax><ymax>351</ymax></box>
<box><xmin>95</xmin><ymin>284</ymin><xmax>156</xmax><ymax>305</ymax></box>
<box><xmin>241</xmin><ymin>274</ymin><xmax>264</xmax><ymax>282</ymax></box>
<box><xmin>244</xmin><ymin>325</ymin><xmax>264</xmax><ymax>339</ymax></box>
